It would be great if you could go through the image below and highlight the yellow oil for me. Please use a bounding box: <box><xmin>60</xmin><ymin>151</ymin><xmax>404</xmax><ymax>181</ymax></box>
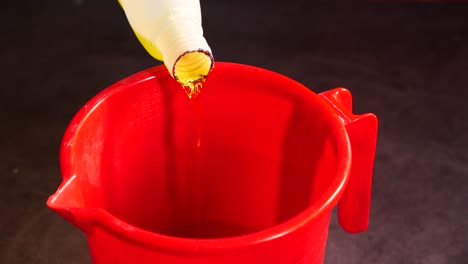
<box><xmin>179</xmin><ymin>77</ymin><xmax>206</xmax><ymax>99</ymax></box>
<box><xmin>186</xmin><ymin>81</ymin><xmax>206</xmax><ymax>237</ymax></box>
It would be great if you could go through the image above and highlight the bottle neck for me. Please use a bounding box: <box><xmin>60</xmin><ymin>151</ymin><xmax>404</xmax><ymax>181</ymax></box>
<box><xmin>120</xmin><ymin>0</ymin><xmax>214</xmax><ymax>83</ymax></box>
<box><xmin>155</xmin><ymin>16</ymin><xmax>214</xmax><ymax>84</ymax></box>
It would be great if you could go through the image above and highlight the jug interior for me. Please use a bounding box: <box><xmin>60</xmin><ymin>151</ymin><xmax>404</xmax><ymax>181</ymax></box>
<box><xmin>70</xmin><ymin>69</ymin><xmax>340</xmax><ymax>239</ymax></box>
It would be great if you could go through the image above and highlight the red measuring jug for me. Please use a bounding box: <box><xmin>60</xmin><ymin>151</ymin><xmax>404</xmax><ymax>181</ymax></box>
<box><xmin>47</xmin><ymin>62</ymin><xmax>378</xmax><ymax>264</ymax></box>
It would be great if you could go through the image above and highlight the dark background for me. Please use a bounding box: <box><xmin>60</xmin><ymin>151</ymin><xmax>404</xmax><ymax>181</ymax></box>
<box><xmin>1</xmin><ymin>0</ymin><xmax>467</xmax><ymax>263</ymax></box>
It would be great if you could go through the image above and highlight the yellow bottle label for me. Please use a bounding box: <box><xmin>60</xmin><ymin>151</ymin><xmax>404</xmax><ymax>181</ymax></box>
<box><xmin>132</xmin><ymin>30</ymin><xmax>164</xmax><ymax>61</ymax></box>
<box><xmin>118</xmin><ymin>0</ymin><xmax>164</xmax><ymax>61</ymax></box>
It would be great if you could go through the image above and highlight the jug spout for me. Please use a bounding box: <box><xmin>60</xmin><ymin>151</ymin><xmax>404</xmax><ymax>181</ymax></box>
<box><xmin>47</xmin><ymin>175</ymin><xmax>94</xmax><ymax>232</ymax></box>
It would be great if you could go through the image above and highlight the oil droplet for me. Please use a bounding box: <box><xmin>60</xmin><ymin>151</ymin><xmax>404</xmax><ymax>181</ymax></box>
<box><xmin>179</xmin><ymin>76</ymin><xmax>206</xmax><ymax>99</ymax></box>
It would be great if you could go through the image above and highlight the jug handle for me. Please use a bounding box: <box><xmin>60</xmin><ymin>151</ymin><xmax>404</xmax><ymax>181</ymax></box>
<box><xmin>320</xmin><ymin>88</ymin><xmax>378</xmax><ymax>233</ymax></box>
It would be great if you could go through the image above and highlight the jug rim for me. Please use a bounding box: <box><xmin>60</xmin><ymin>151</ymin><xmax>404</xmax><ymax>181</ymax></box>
<box><xmin>55</xmin><ymin>62</ymin><xmax>352</xmax><ymax>255</ymax></box>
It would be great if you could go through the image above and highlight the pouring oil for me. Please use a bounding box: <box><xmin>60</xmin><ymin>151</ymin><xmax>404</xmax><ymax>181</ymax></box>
<box><xmin>167</xmin><ymin>79</ymin><xmax>262</xmax><ymax>238</ymax></box>
<box><xmin>181</xmin><ymin>77</ymin><xmax>206</xmax><ymax>237</ymax></box>
<box><xmin>179</xmin><ymin>77</ymin><xmax>206</xmax><ymax>99</ymax></box>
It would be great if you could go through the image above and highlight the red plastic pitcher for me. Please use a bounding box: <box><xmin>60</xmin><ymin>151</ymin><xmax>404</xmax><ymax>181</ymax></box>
<box><xmin>47</xmin><ymin>62</ymin><xmax>378</xmax><ymax>264</ymax></box>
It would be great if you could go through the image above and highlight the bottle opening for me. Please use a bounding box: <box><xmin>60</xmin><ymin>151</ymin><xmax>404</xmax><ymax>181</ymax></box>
<box><xmin>173</xmin><ymin>50</ymin><xmax>213</xmax><ymax>86</ymax></box>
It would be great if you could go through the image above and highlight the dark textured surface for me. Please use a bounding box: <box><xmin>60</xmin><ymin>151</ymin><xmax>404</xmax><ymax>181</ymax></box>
<box><xmin>1</xmin><ymin>0</ymin><xmax>467</xmax><ymax>263</ymax></box>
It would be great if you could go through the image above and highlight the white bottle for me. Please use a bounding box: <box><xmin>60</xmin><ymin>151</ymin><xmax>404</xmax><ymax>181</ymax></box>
<box><xmin>119</xmin><ymin>0</ymin><xmax>214</xmax><ymax>87</ymax></box>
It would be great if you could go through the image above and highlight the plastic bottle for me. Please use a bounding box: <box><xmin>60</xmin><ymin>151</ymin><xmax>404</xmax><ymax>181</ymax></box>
<box><xmin>118</xmin><ymin>0</ymin><xmax>214</xmax><ymax>95</ymax></box>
